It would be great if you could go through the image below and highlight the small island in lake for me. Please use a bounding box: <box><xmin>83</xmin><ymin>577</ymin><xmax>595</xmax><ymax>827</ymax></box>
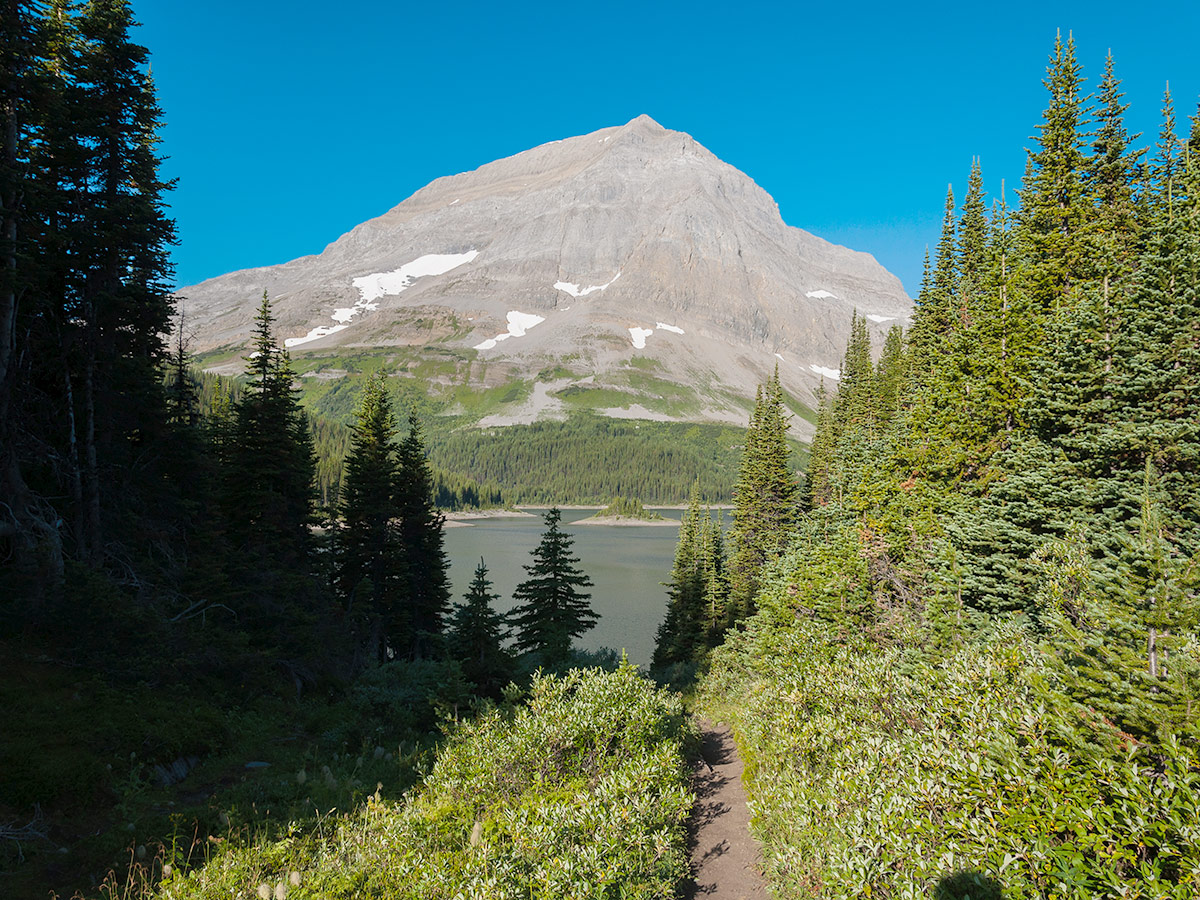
<box><xmin>578</xmin><ymin>497</ymin><xmax>678</xmax><ymax>526</ymax></box>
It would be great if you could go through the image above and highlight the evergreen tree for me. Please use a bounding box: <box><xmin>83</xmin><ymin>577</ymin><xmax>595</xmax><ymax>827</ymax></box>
<box><xmin>1019</xmin><ymin>30</ymin><xmax>1090</xmax><ymax>317</ymax></box>
<box><xmin>727</xmin><ymin>367</ymin><xmax>797</xmax><ymax>624</ymax></box>
<box><xmin>447</xmin><ymin>558</ymin><xmax>512</xmax><ymax>697</ymax></box>
<box><xmin>957</xmin><ymin>159</ymin><xmax>988</xmax><ymax>303</ymax></box>
<box><xmin>1085</xmin><ymin>51</ymin><xmax>1142</xmax><ymax>293</ymax></box>
<box><xmin>509</xmin><ymin>507</ymin><xmax>597</xmax><ymax>665</ymax></box>
<box><xmin>873</xmin><ymin>325</ymin><xmax>906</xmax><ymax>429</ymax></box>
<box><xmin>1044</xmin><ymin>465</ymin><xmax>1200</xmax><ymax>743</ymax></box>
<box><xmin>653</xmin><ymin>483</ymin><xmax>705</xmax><ymax>668</ymax></box>
<box><xmin>336</xmin><ymin>372</ymin><xmax>405</xmax><ymax>660</ymax></box>
<box><xmin>393</xmin><ymin>408</ymin><xmax>450</xmax><ymax>658</ymax></box>
<box><xmin>909</xmin><ymin>189</ymin><xmax>958</xmax><ymax>368</ymax></box>
<box><xmin>0</xmin><ymin>0</ymin><xmax>65</xmax><ymax>582</ymax></box>
<box><xmin>220</xmin><ymin>292</ymin><xmax>319</xmax><ymax>629</ymax></box>
<box><xmin>804</xmin><ymin>381</ymin><xmax>835</xmax><ymax>507</ymax></box>
<box><xmin>696</xmin><ymin>506</ymin><xmax>729</xmax><ymax>649</ymax></box>
<box><xmin>66</xmin><ymin>0</ymin><xmax>176</xmax><ymax>562</ymax></box>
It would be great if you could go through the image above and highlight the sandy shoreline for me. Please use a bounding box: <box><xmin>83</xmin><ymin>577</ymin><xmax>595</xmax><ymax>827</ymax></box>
<box><xmin>441</xmin><ymin>505</ymin><xmax>729</xmax><ymax>527</ymax></box>
<box><xmin>574</xmin><ymin>515</ymin><xmax>680</xmax><ymax>527</ymax></box>
<box><xmin>443</xmin><ymin>508</ymin><xmax>537</xmax><ymax>528</ymax></box>
<box><xmin>444</xmin><ymin>509</ymin><xmax>537</xmax><ymax>520</ymax></box>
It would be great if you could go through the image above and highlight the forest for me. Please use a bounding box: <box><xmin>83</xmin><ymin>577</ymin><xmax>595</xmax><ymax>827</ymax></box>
<box><xmin>684</xmin><ymin>34</ymin><xmax>1199</xmax><ymax>899</ymax></box>
<box><xmin>2</xmin><ymin>2</ymin><xmax>1198</xmax><ymax>898</ymax></box>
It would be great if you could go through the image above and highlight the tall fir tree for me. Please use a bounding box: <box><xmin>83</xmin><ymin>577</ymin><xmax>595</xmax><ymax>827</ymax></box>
<box><xmin>220</xmin><ymin>292</ymin><xmax>320</xmax><ymax>635</ymax></box>
<box><xmin>1044</xmin><ymin>464</ymin><xmax>1200</xmax><ymax>743</ymax></box>
<box><xmin>67</xmin><ymin>0</ymin><xmax>176</xmax><ymax>562</ymax></box>
<box><xmin>393</xmin><ymin>408</ymin><xmax>451</xmax><ymax>659</ymax></box>
<box><xmin>957</xmin><ymin>159</ymin><xmax>989</xmax><ymax>304</ymax></box>
<box><xmin>804</xmin><ymin>380</ymin><xmax>835</xmax><ymax>507</ymax></box>
<box><xmin>0</xmin><ymin>0</ymin><xmax>65</xmax><ymax>584</ymax></box>
<box><xmin>335</xmin><ymin>372</ymin><xmax>406</xmax><ymax>660</ymax></box>
<box><xmin>447</xmin><ymin>558</ymin><xmax>512</xmax><ymax>697</ymax></box>
<box><xmin>1019</xmin><ymin>30</ymin><xmax>1090</xmax><ymax>318</ymax></box>
<box><xmin>509</xmin><ymin>506</ymin><xmax>597</xmax><ymax>665</ymax></box>
<box><xmin>727</xmin><ymin>367</ymin><xmax>797</xmax><ymax>625</ymax></box>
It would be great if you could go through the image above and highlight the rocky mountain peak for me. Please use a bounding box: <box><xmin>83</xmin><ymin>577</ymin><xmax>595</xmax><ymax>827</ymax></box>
<box><xmin>179</xmin><ymin>118</ymin><xmax>911</xmax><ymax>435</ymax></box>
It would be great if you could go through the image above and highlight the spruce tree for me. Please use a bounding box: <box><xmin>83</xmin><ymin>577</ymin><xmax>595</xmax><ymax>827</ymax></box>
<box><xmin>1019</xmin><ymin>30</ymin><xmax>1090</xmax><ymax>317</ymax></box>
<box><xmin>336</xmin><ymin>372</ymin><xmax>405</xmax><ymax>660</ymax></box>
<box><xmin>1045</xmin><ymin>464</ymin><xmax>1200</xmax><ymax>743</ymax></box>
<box><xmin>221</xmin><ymin>292</ymin><xmax>319</xmax><ymax>628</ymax></box>
<box><xmin>1085</xmin><ymin>51</ymin><xmax>1142</xmax><ymax>293</ymax></box>
<box><xmin>696</xmin><ymin>506</ymin><xmax>729</xmax><ymax>650</ymax></box>
<box><xmin>0</xmin><ymin>0</ymin><xmax>66</xmax><ymax>581</ymax></box>
<box><xmin>804</xmin><ymin>381</ymin><xmax>835</xmax><ymax>507</ymax></box>
<box><xmin>727</xmin><ymin>367</ymin><xmax>797</xmax><ymax>625</ymax></box>
<box><xmin>957</xmin><ymin>159</ymin><xmax>988</xmax><ymax>303</ymax></box>
<box><xmin>448</xmin><ymin>558</ymin><xmax>512</xmax><ymax>697</ymax></box>
<box><xmin>872</xmin><ymin>325</ymin><xmax>906</xmax><ymax>429</ymax></box>
<box><xmin>909</xmin><ymin>189</ymin><xmax>958</xmax><ymax>370</ymax></box>
<box><xmin>393</xmin><ymin>408</ymin><xmax>450</xmax><ymax>659</ymax></box>
<box><xmin>68</xmin><ymin>0</ymin><xmax>177</xmax><ymax>562</ymax></box>
<box><xmin>654</xmin><ymin>483</ymin><xmax>705</xmax><ymax>668</ymax></box>
<box><xmin>509</xmin><ymin>507</ymin><xmax>597</xmax><ymax>665</ymax></box>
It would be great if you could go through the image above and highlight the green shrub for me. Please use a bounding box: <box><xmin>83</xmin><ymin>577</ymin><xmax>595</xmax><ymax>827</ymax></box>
<box><xmin>701</xmin><ymin>616</ymin><xmax>1200</xmax><ymax>899</ymax></box>
<box><xmin>157</xmin><ymin>664</ymin><xmax>694</xmax><ymax>899</ymax></box>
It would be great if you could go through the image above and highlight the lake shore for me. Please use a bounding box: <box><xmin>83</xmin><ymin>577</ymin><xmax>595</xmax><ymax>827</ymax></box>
<box><xmin>443</xmin><ymin>508</ymin><xmax>538</xmax><ymax>528</ymax></box>
<box><xmin>574</xmin><ymin>515</ymin><xmax>680</xmax><ymax>527</ymax></box>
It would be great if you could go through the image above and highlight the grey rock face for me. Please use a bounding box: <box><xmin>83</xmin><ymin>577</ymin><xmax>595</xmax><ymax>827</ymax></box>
<box><xmin>178</xmin><ymin>115</ymin><xmax>911</xmax><ymax>429</ymax></box>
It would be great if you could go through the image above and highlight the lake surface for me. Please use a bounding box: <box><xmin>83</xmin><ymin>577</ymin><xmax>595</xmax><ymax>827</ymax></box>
<box><xmin>442</xmin><ymin>508</ymin><xmax>687</xmax><ymax>666</ymax></box>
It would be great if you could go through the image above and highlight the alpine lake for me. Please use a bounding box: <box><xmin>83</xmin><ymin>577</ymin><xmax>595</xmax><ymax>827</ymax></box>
<box><xmin>443</xmin><ymin>507</ymin><xmax>718</xmax><ymax>666</ymax></box>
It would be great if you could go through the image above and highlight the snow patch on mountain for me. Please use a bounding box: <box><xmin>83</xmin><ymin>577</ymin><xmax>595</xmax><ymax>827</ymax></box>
<box><xmin>474</xmin><ymin>310</ymin><xmax>546</xmax><ymax>351</ymax></box>
<box><xmin>656</xmin><ymin>322</ymin><xmax>684</xmax><ymax>334</ymax></box>
<box><xmin>554</xmin><ymin>271</ymin><xmax>621</xmax><ymax>298</ymax></box>
<box><xmin>810</xmin><ymin>364</ymin><xmax>840</xmax><ymax>380</ymax></box>
<box><xmin>284</xmin><ymin>324</ymin><xmax>349</xmax><ymax>348</ymax></box>
<box><xmin>629</xmin><ymin>327</ymin><xmax>654</xmax><ymax>349</ymax></box>
<box><xmin>806</xmin><ymin>289</ymin><xmax>837</xmax><ymax>300</ymax></box>
<box><xmin>866</xmin><ymin>314</ymin><xmax>896</xmax><ymax>323</ymax></box>
<box><xmin>353</xmin><ymin>251</ymin><xmax>479</xmax><ymax>303</ymax></box>
<box><xmin>288</xmin><ymin>251</ymin><xmax>479</xmax><ymax>348</ymax></box>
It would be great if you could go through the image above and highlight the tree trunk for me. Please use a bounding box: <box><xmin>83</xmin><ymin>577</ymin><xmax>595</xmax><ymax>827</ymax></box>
<box><xmin>81</xmin><ymin>328</ymin><xmax>102</xmax><ymax>564</ymax></box>
<box><xmin>0</xmin><ymin>2</ymin><xmax>64</xmax><ymax>583</ymax></box>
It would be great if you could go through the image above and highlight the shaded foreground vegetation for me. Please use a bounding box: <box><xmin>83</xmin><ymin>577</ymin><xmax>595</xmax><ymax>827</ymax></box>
<box><xmin>151</xmin><ymin>665</ymin><xmax>693</xmax><ymax>900</ymax></box>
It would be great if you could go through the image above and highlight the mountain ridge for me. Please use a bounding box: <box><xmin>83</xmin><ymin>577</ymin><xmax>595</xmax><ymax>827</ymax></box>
<box><xmin>179</xmin><ymin>115</ymin><xmax>911</xmax><ymax>433</ymax></box>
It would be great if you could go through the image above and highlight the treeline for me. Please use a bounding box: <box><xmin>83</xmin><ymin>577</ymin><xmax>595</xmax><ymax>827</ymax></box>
<box><xmin>690</xmin><ymin>35</ymin><xmax>1198</xmax><ymax>898</ymax></box>
<box><xmin>429</xmin><ymin>414</ymin><xmax>744</xmax><ymax>504</ymax></box>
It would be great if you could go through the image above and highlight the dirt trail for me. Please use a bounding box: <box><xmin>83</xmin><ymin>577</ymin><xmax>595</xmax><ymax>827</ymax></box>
<box><xmin>684</xmin><ymin>720</ymin><xmax>769</xmax><ymax>899</ymax></box>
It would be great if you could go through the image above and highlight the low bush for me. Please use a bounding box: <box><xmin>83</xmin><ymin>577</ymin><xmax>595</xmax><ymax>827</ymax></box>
<box><xmin>701</xmin><ymin>614</ymin><xmax>1200</xmax><ymax>899</ymax></box>
<box><xmin>157</xmin><ymin>663</ymin><xmax>694</xmax><ymax>899</ymax></box>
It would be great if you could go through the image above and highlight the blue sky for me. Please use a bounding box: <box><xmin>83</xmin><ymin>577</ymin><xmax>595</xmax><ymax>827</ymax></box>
<box><xmin>136</xmin><ymin>0</ymin><xmax>1200</xmax><ymax>296</ymax></box>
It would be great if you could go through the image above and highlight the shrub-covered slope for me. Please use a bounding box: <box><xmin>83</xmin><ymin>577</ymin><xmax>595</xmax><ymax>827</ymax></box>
<box><xmin>156</xmin><ymin>665</ymin><xmax>694</xmax><ymax>900</ymax></box>
<box><xmin>702</xmin><ymin>600</ymin><xmax>1199</xmax><ymax>899</ymax></box>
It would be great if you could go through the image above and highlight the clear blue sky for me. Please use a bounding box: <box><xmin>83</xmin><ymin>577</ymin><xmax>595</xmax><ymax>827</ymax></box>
<box><xmin>136</xmin><ymin>0</ymin><xmax>1200</xmax><ymax>296</ymax></box>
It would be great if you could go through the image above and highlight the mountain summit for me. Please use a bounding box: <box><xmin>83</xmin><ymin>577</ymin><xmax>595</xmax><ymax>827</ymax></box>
<box><xmin>180</xmin><ymin>116</ymin><xmax>910</xmax><ymax>431</ymax></box>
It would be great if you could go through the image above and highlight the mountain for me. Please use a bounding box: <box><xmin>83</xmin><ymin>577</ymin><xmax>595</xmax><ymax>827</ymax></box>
<box><xmin>179</xmin><ymin>115</ymin><xmax>910</xmax><ymax>434</ymax></box>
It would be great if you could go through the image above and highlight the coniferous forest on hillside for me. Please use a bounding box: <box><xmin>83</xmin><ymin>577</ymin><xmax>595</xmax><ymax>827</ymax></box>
<box><xmin>1</xmin><ymin>3</ymin><xmax>1199</xmax><ymax>898</ymax></box>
